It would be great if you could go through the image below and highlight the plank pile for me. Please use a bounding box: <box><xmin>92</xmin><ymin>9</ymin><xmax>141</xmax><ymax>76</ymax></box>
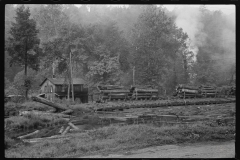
<box><xmin>97</xmin><ymin>85</ymin><xmax>129</xmax><ymax>101</ymax></box>
<box><xmin>130</xmin><ymin>85</ymin><xmax>158</xmax><ymax>100</ymax></box>
<box><xmin>175</xmin><ymin>84</ymin><xmax>200</xmax><ymax>99</ymax></box>
<box><xmin>200</xmin><ymin>85</ymin><xmax>218</xmax><ymax>98</ymax></box>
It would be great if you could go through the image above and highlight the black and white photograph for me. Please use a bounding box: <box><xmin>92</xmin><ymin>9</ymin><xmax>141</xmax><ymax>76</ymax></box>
<box><xmin>4</xmin><ymin>4</ymin><xmax>235</xmax><ymax>158</ymax></box>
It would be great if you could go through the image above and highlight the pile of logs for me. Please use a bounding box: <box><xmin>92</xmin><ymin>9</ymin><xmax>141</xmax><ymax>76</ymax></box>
<box><xmin>175</xmin><ymin>84</ymin><xmax>200</xmax><ymax>99</ymax></box>
<box><xmin>130</xmin><ymin>85</ymin><xmax>158</xmax><ymax>100</ymax></box>
<box><xmin>97</xmin><ymin>85</ymin><xmax>129</xmax><ymax>101</ymax></box>
<box><xmin>200</xmin><ymin>85</ymin><xmax>218</xmax><ymax>98</ymax></box>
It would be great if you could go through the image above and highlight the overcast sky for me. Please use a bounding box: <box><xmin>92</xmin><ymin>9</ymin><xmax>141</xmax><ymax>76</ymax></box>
<box><xmin>163</xmin><ymin>5</ymin><xmax>235</xmax><ymax>15</ymax></box>
<box><xmin>75</xmin><ymin>4</ymin><xmax>235</xmax><ymax>15</ymax></box>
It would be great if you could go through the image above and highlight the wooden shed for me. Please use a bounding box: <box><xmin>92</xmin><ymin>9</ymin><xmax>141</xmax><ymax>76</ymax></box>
<box><xmin>39</xmin><ymin>78</ymin><xmax>88</xmax><ymax>103</ymax></box>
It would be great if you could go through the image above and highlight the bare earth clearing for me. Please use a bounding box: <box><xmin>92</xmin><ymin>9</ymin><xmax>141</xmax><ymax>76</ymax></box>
<box><xmin>81</xmin><ymin>140</ymin><xmax>235</xmax><ymax>158</ymax></box>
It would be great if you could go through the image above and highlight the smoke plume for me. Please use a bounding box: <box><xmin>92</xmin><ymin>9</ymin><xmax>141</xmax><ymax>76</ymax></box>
<box><xmin>172</xmin><ymin>6</ymin><xmax>235</xmax><ymax>62</ymax></box>
<box><xmin>172</xmin><ymin>6</ymin><xmax>207</xmax><ymax>56</ymax></box>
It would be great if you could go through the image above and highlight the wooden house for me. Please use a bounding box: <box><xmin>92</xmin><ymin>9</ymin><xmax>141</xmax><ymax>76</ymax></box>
<box><xmin>39</xmin><ymin>78</ymin><xmax>88</xmax><ymax>103</ymax></box>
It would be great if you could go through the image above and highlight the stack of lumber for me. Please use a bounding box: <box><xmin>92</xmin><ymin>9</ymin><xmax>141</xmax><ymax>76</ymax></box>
<box><xmin>200</xmin><ymin>85</ymin><xmax>218</xmax><ymax>98</ymax></box>
<box><xmin>130</xmin><ymin>85</ymin><xmax>158</xmax><ymax>100</ymax></box>
<box><xmin>97</xmin><ymin>85</ymin><xmax>124</xmax><ymax>90</ymax></box>
<box><xmin>97</xmin><ymin>85</ymin><xmax>129</xmax><ymax>101</ymax></box>
<box><xmin>175</xmin><ymin>84</ymin><xmax>200</xmax><ymax>99</ymax></box>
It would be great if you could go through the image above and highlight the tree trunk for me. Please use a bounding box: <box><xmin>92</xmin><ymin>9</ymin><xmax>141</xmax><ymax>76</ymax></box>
<box><xmin>67</xmin><ymin>81</ymin><xmax>70</xmax><ymax>101</ymax></box>
<box><xmin>32</xmin><ymin>96</ymin><xmax>69</xmax><ymax>111</ymax></box>
<box><xmin>182</xmin><ymin>55</ymin><xmax>188</xmax><ymax>84</ymax></box>
<box><xmin>25</xmin><ymin>36</ymin><xmax>28</xmax><ymax>100</ymax></box>
<box><xmin>70</xmin><ymin>51</ymin><xmax>74</xmax><ymax>102</ymax></box>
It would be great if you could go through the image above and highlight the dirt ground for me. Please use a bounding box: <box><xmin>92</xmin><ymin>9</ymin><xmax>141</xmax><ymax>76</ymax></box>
<box><xmin>81</xmin><ymin>140</ymin><xmax>235</xmax><ymax>158</ymax></box>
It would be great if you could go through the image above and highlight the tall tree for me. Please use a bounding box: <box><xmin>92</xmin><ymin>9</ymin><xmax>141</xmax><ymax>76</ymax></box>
<box><xmin>33</xmin><ymin>4</ymin><xmax>70</xmax><ymax>43</ymax></box>
<box><xmin>6</xmin><ymin>5</ymin><xmax>42</xmax><ymax>99</ymax></box>
<box><xmin>131</xmin><ymin>5</ymin><xmax>191</xmax><ymax>94</ymax></box>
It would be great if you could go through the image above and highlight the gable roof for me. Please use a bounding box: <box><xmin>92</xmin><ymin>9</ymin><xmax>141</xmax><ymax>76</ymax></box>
<box><xmin>40</xmin><ymin>78</ymin><xmax>85</xmax><ymax>86</ymax></box>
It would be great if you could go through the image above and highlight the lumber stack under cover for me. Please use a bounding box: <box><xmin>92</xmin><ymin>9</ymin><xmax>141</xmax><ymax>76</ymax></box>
<box><xmin>97</xmin><ymin>85</ymin><xmax>129</xmax><ymax>101</ymax></box>
<box><xmin>175</xmin><ymin>84</ymin><xmax>200</xmax><ymax>99</ymax></box>
<box><xmin>200</xmin><ymin>85</ymin><xmax>218</xmax><ymax>98</ymax></box>
<box><xmin>130</xmin><ymin>85</ymin><xmax>158</xmax><ymax>100</ymax></box>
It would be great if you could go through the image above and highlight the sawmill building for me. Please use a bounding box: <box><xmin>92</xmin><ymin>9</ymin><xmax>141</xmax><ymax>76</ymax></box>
<box><xmin>39</xmin><ymin>78</ymin><xmax>88</xmax><ymax>103</ymax></box>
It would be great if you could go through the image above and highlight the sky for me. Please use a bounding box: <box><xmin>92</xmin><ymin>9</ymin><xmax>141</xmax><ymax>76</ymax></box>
<box><xmin>163</xmin><ymin>5</ymin><xmax>235</xmax><ymax>15</ymax></box>
<box><xmin>75</xmin><ymin>4</ymin><xmax>235</xmax><ymax>15</ymax></box>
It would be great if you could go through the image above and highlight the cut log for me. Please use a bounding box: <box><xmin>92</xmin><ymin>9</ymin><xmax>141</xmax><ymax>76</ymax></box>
<box><xmin>68</xmin><ymin>122</ymin><xmax>79</xmax><ymax>130</ymax></box>
<box><xmin>59</xmin><ymin>126</ymin><xmax>65</xmax><ymax>134</ymax></box>
<box><xmin>200</xmin><ymin>90</ymin><xmax>217</xmax><ymax>93</ymax></box>
<box><xmin>133</xmin><ymin>93</ymin><xmax>156</xmax><ymax>96</ymax></box>
<box><xmin>18</xmin><ymin>130</ymin><xmax>39</xmax><ymax>139</ymax></box>
<box><xmin>181</xmin><ymin>89</ymin><xmax>199</xmax><ymax>93</ymax></box>
<box><xmin>32</xmin><ymin>96</ymin><xmax>68</xmax><ymax>111</ymax></box>
<box><xmin>61</xmin><ymin>109</ymin><xmax>73</xmax><ymax>115</ymax></box>
<box><xmin>101</xmin><ymin>90</ymin><xmax>129</xmax><ymax>93</ymax></box>
<box><xmin>98</xmin><ymin>85</ymin><xmax>124</xmax><ymax>90</ymax></box>
<box><xmin>135</xmin><ymin>89</ymin><xmax>158</xmax><ymax>93</ymax></box>
<box><xmin>61</xmin><ymin>126</ymin><xmax>71</xmax><ymax>135</ymax></box>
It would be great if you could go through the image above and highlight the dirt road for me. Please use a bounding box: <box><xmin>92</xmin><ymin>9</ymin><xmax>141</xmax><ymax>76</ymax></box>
<box><xmin>81</xmin><ymin>140</ymin><xmax>235</xmax><ymax>158</ymax></box>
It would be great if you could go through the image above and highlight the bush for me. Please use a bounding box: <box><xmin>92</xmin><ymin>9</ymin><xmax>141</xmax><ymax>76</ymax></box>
<box><xmin>5</xmin><ymin>102</ymin><xmax>20</xmax><ymax>117</ymax></box>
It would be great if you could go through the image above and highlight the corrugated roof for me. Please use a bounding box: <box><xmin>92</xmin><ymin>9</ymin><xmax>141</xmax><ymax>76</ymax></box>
<box><xmin>40</xmin><ymin>78</ymin><xmax>85</xmax><ymax>86</ymax></box>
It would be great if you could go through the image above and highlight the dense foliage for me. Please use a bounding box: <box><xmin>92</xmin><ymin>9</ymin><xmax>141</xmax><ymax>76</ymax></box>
<box><xmin>5</xmin><ymin>5</ymin><xmax>235</xmax><ymax>96</ymax></box>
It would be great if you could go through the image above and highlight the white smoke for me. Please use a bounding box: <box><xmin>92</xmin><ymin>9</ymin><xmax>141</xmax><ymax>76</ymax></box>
<box><xmin>172</xmin><ymin>6</ymin><xmax>207</xmax><ymax>57</ymax></box>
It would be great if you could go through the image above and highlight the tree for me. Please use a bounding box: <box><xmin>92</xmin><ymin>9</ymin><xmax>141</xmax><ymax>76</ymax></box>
<box><xmin>130</xmin><ymin>5</ymin><xmax>191</xmax><ymax>94</ymax></box>
<box><xmin>33</xmin><ymin>4</ymin><xmax>70</xmax><ymax>43</ymax></box>
<box><xmin>6</xmin><ymin>5</ymin><xmax>42</xmax><ymax>99</ymax></box>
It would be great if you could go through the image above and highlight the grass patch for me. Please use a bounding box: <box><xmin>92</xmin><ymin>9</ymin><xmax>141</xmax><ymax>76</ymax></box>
<box><xmin>5</xmin><ymin>101</ymin><xmax>53</xmax><ymax>117</ymax></box>
<box><xmin>5</xmin><ymin>122</ymin><xmax>235</xmax><ymax>158</ymax></box>
<box><xmin>5</xmin><ymin>114</ymin><xmax>67</xmax><ymax>139</ymax></box>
